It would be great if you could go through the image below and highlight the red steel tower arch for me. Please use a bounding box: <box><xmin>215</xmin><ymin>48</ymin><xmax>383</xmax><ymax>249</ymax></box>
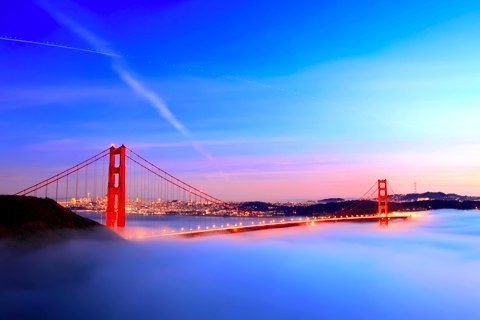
<box><xmin>106</xmin><ymin>145</ymin><xmax>126</xmax><ymax>228</ymax></box>
<box><xmin>378</xmin><ymin>179</ymin><xmax>389</xmax><ymax>226</ymax></box>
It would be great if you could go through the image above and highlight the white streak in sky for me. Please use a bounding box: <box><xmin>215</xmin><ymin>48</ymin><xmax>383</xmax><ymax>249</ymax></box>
<box><xmin>36</xmin><ymin>0</ymin><xmax>212</xmax><ymax>160</ymax></box>
<box><xmin>113</xmin><ymin>67</ymin><xmax>190</xmax><ymax>137</ymax></box>
<box><xmin>0</xmin><ymin>36</ymin><xmax>120</xmax><ymax>57</ymax></box>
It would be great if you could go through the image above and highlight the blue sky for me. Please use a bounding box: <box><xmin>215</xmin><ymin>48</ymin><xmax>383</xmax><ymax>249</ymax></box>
<box><xmin>2</xmin><ymin>0</ymin><xmax>480</xmax><ymax>200</ymax></box>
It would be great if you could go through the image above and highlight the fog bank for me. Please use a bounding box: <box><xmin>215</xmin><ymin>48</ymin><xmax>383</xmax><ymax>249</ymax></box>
<box><xmin>2</xmin><ymin>210</ymin><xmax>480</xmax><ymax>319</ymax></box>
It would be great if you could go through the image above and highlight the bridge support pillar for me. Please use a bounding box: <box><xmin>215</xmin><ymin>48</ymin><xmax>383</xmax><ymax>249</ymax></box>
<box><xmin>106</xmin><ymin>145</ymin><xmax>126</xmax><ymax>228</ymax></box>
<box><xmin>378</xmin><ymin>179</ymin><xmax>389</xmax><ymax>226</ymax></box>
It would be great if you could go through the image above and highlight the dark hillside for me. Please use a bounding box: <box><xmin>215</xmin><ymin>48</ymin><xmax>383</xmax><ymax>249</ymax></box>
<box><xmin>0</xmin><ymin>195</ymin><xmax>120</xmax><ymax>243</ymax></box>
<box><xmin>239</xmin><ymin>199</ymin><xmax>480</xmax><ymax>216</ymax></box>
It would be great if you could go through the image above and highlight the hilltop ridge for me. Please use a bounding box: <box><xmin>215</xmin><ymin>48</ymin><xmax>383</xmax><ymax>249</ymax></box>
<box><xmin>0</xmin><ymin>195</ymin><xmax>120</xmax><ymax>243</ymax></box>
<box><xmin>238</xmin><ymin>191</ymin><xmax>480</xmax><ymax>216</ymax></box>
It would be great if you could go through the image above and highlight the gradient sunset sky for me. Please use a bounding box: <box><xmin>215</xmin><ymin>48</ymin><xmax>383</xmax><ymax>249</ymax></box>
<box><xmin>2</xmin><ymin>0</ymin><xmax>480</xmax><ymax>201</ymax></box>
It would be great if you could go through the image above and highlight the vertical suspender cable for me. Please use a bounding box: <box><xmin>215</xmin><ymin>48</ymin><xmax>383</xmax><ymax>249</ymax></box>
<box><xmin>85</xmin><ymin>165</ymin><xmax>88</xmax><ymax>200</ymax></box>
<box><xmin>75</xmin><ymin>170</ymin><xmax>78</xmax><ymax>201</ymax></box>
<box><xmin>93</xmin><ymin>160</ymin><xmax>97</xmax><ymax>201</ymax></box>
<box><xmin>66</xmin><ymin>174</ymin><xmax>69</xmax><ymax>203</ymax></box>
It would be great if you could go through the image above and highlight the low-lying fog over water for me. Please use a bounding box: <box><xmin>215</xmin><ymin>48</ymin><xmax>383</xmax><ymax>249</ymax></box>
<box><xmin>79</xmin><ymin>212</ymin><xmax>277</xmax><ymax>237</ymax></box>
<box><xmin>2</xmin><ymin>209</ymin><xmax>480</xmax><ymax>319</ymax></box>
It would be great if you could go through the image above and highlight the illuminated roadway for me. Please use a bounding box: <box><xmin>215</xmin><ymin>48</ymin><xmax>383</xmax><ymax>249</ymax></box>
<box><xmin>127</xmin><ymin>212</ymin><xmax>413</xmax><ymax>239</ymax></box>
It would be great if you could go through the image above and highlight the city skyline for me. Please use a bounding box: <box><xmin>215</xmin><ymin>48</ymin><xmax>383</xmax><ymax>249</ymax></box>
<box><xmin>2</xmin><ymin>0</ymin><xmax>480</xmax><ymax>201</ymax></box>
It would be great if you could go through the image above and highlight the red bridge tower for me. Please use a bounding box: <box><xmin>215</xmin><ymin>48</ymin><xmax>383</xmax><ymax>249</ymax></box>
<box><xmin>106</xmin><ymin>145</ymin><xmax>126</xmax><ymax>228</ymax></box>
<box><xmin>378</xmin><ymin>179</ymin><xmax>389</xmax><ymax>226</ymax></box>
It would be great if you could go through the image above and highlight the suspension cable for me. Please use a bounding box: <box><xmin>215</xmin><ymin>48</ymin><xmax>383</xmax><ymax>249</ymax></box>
<box><xmin>16</xmin><ymin>149</ymin><xmax>109</xmax><ymax>196</ymax></box>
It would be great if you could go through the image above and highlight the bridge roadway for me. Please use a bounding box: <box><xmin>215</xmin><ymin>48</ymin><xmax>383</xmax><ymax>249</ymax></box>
<box><xmin>152</xmin><ymin>212</ymin><xmax>413</xmax><ymax>238</ymax></box>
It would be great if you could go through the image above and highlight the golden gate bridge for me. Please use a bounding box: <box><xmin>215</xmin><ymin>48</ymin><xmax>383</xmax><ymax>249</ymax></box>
<box><xmin>14</xmin><ymin>145</ymin><xmax>411</xmax><ymax>237</ymax></box>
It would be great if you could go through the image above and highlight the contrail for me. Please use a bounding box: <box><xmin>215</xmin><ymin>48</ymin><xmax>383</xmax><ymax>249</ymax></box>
<box><xmin>0</xmin><ymin>36</ymin><xmax>120</xmax><ymax>57</ymax></box>
<box><xmin>1</xmin><ymin>37</ymin><xmax>325</xmax><ymax>105</ymax></box>
<box><xmin>36</xmin><ymin>0</ymin><xmax>213</xmax><ymax>160</ymax></box>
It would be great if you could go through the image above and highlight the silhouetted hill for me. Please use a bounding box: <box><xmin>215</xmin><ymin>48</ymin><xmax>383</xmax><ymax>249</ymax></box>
<box><xmin>318</xmin><ymin>198</ymin><xmax>345</xmax><ymax>203</ymax></box>
<box><xmin>391</xmin><ymin>192</ymin><xmax>480</xmax><ymax>202</ymax></box>
<box><xmin>239</xmin><ymin>201</ymin><xmax>277</xmax><ymax>211</ymax></box>
<box><xmin>0</xmin><ymin>195</ymin><xmax>120</xmax><ymax>243</ymax></box>
<box><xmin>238</xmin><ymin>199</ymin><xmax>480</xmax><ymax>216</ymax></box>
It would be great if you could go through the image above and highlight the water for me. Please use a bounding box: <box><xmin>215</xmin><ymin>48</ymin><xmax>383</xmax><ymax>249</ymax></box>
<box><xmin>2</xmin><ymin>209</ymin><xmax>480</xmax><ymax>319</ymax></box>
<box><xmin>78</xmin><ymin>212</ymin><xmax>300</xmax><ymax>237</ymax></box>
